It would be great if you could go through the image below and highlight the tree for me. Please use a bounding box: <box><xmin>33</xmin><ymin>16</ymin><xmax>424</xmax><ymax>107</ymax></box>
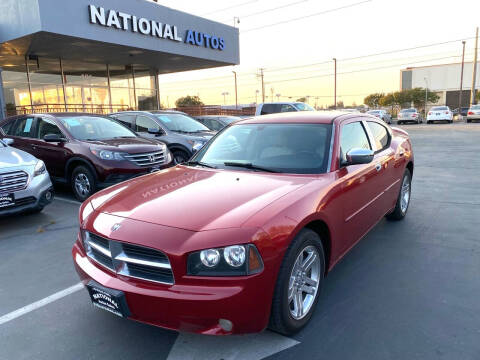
<box><xmin>296</xmin><ymin>97</ymin><xmax>307</xmax><ymax>103</ymax></box>
<box><xmin>476</xmin><ymin>91</ymin><xmax>480</xmax><ymax>102</ymax></box>
<box><xmin>363</xmin><ymin>93</ymin><xmax>384</xmax><ymax>108</ymax></box>
<box><xmin>408</xmin><ymin>87</ymin><xmax>439</xmax><ymax>108</ymax></box>
<box><xmin>175</xmin><ymin>95</ymin><xmax>204</xmax><ymax>107</ymax></box>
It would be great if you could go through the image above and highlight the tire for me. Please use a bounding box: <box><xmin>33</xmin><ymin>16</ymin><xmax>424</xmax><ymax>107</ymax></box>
<box><xmin>467</xmin><ymin>119</ymin><xmax>471</xmax><ymax>123</ymax></box>
<box><xmin>427</xmin><ymin>120</ymin><xmax>431</xmax><ymax>124</ymax></box>
<box><xmin>398</xmin><ymin>121</ymin><xmax>402</xmax><ymax>125</ymax></box>
<box><xmin>386</xmin><ymin>168</ymin><xmax>412</xmax><ymax>221</ymax></box>
<box><xmin>71</xmin><ymin>165</ymin><xmax>96</xmax><ymax>202</ymax></box>
<box><xmin>449</xmin><ymin>120</ymin><xmax>453</xmax><ymax>123</ymax></box>
<box><xmin>172</xmin><ymin>150</ymin><xmax>190</xmax><ymax>164</ymax></box>
<box><xmin>269</xmin><ymin>229</ymin><xmax>325</xmax><ymax>336</ymax></box>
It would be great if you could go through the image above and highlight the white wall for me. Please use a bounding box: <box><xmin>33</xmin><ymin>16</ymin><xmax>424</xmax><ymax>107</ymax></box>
<box><xmin>409</xmin><ymin>62</ymin><xmax>480</xmax><ymax>91</ymax></box>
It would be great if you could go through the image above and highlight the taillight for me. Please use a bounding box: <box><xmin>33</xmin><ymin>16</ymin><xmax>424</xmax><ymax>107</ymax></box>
<box><xmin>445</xmin><ymin>111</ymin><xmax>449</xmax><ymax>114</ymax></box>
<box><xmin>412</xmin><ymin>114</ymin><xmax>417</xmax><ymax>117</ymax></box>
<box><xmin>468</xmin><ymin>111</ymin><xmax>474</xmax><ymax>115</ymax></box>
<box><xmin>428</xmin><ymin>112</ymin><xmax>432</xmax><ymax>115</ymax></box>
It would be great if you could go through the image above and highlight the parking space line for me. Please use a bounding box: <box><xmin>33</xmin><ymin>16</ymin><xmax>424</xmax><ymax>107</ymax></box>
<box><xmin>0</xmin><ymin>283</ymin><xmax>84</xmax><ymax>326</ymax></box>
<box><xmin>55</xmin><ymin>196</ymin><xmax>81</xmax><ymax>205</ymax></box>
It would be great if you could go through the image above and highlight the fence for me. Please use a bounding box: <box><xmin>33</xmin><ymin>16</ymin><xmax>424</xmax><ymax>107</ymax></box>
<box><xmin>7</xmin><ymin>104</ymin><xmax>131</xmax><ymax>117</ymax></box>
<box><xmin>171</xmin><ymin>105</ymin><xmax>256</xmax><ymax>117</ymax></box>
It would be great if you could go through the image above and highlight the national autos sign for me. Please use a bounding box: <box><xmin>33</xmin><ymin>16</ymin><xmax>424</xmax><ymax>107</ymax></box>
<box><xmin>88</xmin><ymin>5</ymin><xmax>225</xmax><ymax>51</ymax></box>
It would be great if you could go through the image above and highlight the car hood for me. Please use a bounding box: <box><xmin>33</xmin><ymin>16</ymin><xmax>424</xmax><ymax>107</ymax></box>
<box><xmin>0</xmin><ymin>145</ymin><xmax>37</xmax><ymax>170</ymax></box>
<box><xmin>84</xmin><ymin>137</ymin><xmax>165</xmax><ymax>152</ymax></box>
<box><xmin>90</xmin><ymin>166</ymin><xmax>313</xmax><ymax>231</ymax></box>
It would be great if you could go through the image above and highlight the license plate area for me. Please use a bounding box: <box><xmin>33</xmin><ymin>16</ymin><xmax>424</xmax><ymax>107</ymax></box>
<box><xmin>86</xmin><ymin>281</ymin><xmax>131</xmax><ymax>318</ymax></box>
<box><xmin>0</xmin><ymin>193</ymin><xmax>15</xmax><ymax>208</ymax></box>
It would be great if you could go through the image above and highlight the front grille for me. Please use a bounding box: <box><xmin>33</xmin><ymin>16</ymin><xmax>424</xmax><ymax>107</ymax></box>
<box><xmin>0</xmin><ymin>170</ymin><xmax>29</xmax><ymax>194</ymax></box>
<box><xmin>83</xmin><ymin>232</ymin><xmax>174</xmax><ymax>285</ymax></box>
<box><xmin>124</xmin><ymin>151</ymin><xmax>166</xmax><ymax>167</ymax></box>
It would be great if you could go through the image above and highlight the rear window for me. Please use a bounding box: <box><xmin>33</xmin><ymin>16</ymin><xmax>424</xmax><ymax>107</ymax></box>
<box><xmin>471</xmin><ymin>105</ymin><xmax>480</xmax><ymax>110</ymax></box>
<box><xmin>401</xmin><ymin>109</ymin><xmax>416</xmax><ymax>113</ymax></box>
<box><xmin>431</xmin><ymin>106</ymin><xmax>448</xmax><ymax>111</ymax></box>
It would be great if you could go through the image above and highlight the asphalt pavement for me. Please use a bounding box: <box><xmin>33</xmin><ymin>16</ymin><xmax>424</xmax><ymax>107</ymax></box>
<box><xmin>0</xmin><ymin>122</ymin><xmax>479</xmax><ymax>360</ymax></box>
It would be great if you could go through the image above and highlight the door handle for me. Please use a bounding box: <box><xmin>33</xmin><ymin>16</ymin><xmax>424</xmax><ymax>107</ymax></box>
<box><xmin>375</xmin><ymin>163</ymin><xmax>382</xmax><ymax>172</ymax></box>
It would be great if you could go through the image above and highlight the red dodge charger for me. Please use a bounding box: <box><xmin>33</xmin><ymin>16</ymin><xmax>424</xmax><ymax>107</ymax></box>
<box><xmin>72</xmin><ymin>112</ymin><xmax>414</xmax><ymax>335</ymax></box>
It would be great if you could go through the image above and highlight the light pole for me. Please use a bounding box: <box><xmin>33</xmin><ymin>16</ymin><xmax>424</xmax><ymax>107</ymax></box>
<box><xmin>333</xmin><ymin>58</ymin><xmax>337</xmax><ymax>109</ymax></box>
<box><xmin>459</xmin><ymin>40</ymin><xmax>466</xmax><ymax>113</ymax></box>
<box><xmin>232</xmin><ymin>70</ymin><xmax>238</xmax><ymax>109</ymax></box>
<box><xmin>221</xmin><ymin>92</ymin><xmax>229</xmax><ymax>105</ymax></box>
<box><xmin>255</xmin><ymin>90</ymin><xmax>259</xmax><ymax>104</ymax></box>
<box><xmin>276</xmin><ymin>93</ymin><xmax>281</xmax><ymax>101</ymax></box>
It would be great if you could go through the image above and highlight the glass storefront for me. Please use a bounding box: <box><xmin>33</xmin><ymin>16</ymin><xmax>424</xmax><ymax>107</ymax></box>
<box><xmin>1</xmin><ymin>57</ymin><xmax>159</xmax><ymax>116</ymax></box>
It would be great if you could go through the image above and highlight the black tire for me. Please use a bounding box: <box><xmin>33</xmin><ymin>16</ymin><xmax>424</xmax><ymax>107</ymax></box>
<box><xmin>71</xmin><ymin>165</ymin><xmax>96</xmax><ymax>202</ymax></box>
<box><xmin>386</xmin><ymin>168</ymin><xmax>412</xmax><ymax>221</ymax></box>
<box><xmin>269</xmin><ymin>228</ymin><xmax>325</xmax><ymax>336</ymax></box>
<box><xmin>398</xmin><ymin>121</ymin><xmax>402</xmax><ymax>125</ymax></box>
<box><xmin>427</xmin><ymin>120</ymin><xmax>431</xmax><ymax>124</ymax></box>
<box><xmin>467</xmin><ymin>119</ymin><xmax>471</xmax><ymax>123</ymax></box>
<box><xmin>172</xmin><ymin>150</ymin><xmax>190</xmax><ymax>164</ymax></box>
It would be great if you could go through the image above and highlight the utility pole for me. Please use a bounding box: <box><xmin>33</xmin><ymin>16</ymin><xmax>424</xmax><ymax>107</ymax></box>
<box><xmin>222</xmin><ymin>92</ymin><xmax>229</xmax><ymax>105</ymax></box>
<box><xmin>232</xmin><ymin>70</ymin><xmax>238</xmax><ymax>109</ymax></box>
<box><xmin>471</xmin><ymin>27</ymin><xmax>479</xmax><ymax>105</ymax></box>
<box><xmin>459</xmin><ymin>40</ymin><xmax>466</xmax><ymax>112</ymax></box>
<box><xmin>259</xmin><ymin>68</ymin><xmax>265</xmax><ymax>103</ymax></box>
<box><xmin>333</xmin><ymin>58</ymin><xmax>337</xmax><ymax>109</ymax></box>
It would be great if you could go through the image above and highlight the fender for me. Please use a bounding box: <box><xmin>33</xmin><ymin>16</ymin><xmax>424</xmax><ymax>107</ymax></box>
<box><xmin>167</xmin><ymin>143</ymin><xmax>192</xmax><ymax>156</ymax></box>
<box><xmin>65</xmin><ymin>156</ymin><xmax>98</xmax><ymax>182</ymax></box>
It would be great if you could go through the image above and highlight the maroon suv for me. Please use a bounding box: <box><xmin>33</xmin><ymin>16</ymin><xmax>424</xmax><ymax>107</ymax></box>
<box><xmin>0</xmin><ymin>113</ymin><xmax>173</xmax><ymax>201</ymax></box>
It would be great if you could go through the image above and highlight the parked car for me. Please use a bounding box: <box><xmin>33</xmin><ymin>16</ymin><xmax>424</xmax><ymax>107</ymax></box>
<box><xmin>452</xmin><ymin>107</ymin><xmax>469</xmax><ymax>117</ymax></box>
<box><xmin>466</xmin><ymin>104</ymin><xmax>480</xmax><ymax>123</ymax></box>
<box><xmin>195</xmin><ymin>115</ymin><xmax>242</xmax><ymax>131</ymax></box>
<box><xmin>73</xmin><ymin>112</ymin><xmax>414</xmax><ymax>336</ymax></box>
<box><xmin>109</xmin><ymin>111</ymin><xmax>216</xmax><ymax>164</ymax></box>
<box><xmin>0</xmin><ymin>129</ymin><xmax>54</xmax><ymax>216</ymax></box>
<box><xmin>426</xmin><ymin>106</ymin><xmax>453</xmax><ymax>123</ymax></box>
<box><xmin>255</xmin><ymin>102</ymin><xmax>315</xmax><ymax>116</ymax></box>
<box><xmin>397</xmin><ymin>108</ymin><xmax>422</xmax><ymax>124</ymax></box>
<box><xmin>0</xmin><ymin>113</ymin><xmax>173</xmax><ymax>201</ymax></box>
<box><xmin>366</xmin><ymin>109</ymin><xmax>392</xmax><ymax>124</ymax></box>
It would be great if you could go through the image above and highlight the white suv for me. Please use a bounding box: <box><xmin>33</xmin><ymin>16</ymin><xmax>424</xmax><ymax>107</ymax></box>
<box><xmin>255</xmin><ymin>102</ymin><xmax>315</xmax><ymax>116</ymax></box>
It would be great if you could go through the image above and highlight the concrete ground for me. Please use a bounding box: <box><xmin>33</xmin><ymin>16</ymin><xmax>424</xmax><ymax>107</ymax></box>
<box><xmin>0</xmin><ymin>123</ymin><xmax>479</xmax><ymax>360</ymax></box>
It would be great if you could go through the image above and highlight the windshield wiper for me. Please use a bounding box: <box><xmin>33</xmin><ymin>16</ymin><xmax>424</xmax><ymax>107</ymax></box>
<box><xmin>223</xmin><ymin>162</ymin><xmax>280</xmax><ymax>173</ymax></box>
<box><xmin>184</xmin><ymin>161</ymin><xmax>217</xmax><ymax>169</ymax></box>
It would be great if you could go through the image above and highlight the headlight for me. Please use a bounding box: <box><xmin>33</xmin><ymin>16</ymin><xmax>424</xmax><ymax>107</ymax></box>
<box><xmin>90</xmin><ymin>148</ymin><xmax>125</xmax><ymax>160</ymax></box>
<box><xmin>34</xmin><ymin>160</ymin><xmax>46</xmax><ymax>177</ymax></box>
<box><xmin>165</xmin><ymin>149</ymin><xmax>173</xmax><ymax>164</ymax></box>
<box><xmin>187</xmin><ymin>244</ymin><xmax>263</xmax><ymax>276</ymax></box>
<box><xmin>188</xmin><ymin>140</ymin><xmax>205</xmax><ymax>151</ymax></box>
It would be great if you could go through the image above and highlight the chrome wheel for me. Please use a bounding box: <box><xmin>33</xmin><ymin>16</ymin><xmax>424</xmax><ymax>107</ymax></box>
<box><xmin>74</xmin><ymin>173</ymin><xmax>91</xmax><ymax>197</ymax></box>
<box><xmin>400</xmin><ymin>174</ymin><xmax>411</xmax><ymax>213</ymax></box>
<box><xmin>288</xmin><ymin>245</ymin><xmax>321</xmax><ymax>320</ymax></box>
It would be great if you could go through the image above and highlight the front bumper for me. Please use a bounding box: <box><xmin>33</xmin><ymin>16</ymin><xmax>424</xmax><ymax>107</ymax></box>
<box><xmin>0</xmin><ymin>172</ymin><xmax>54</xmax><ymax>216</ymax></box>
<box><xmin>72</xmin><ymin>239</ymin><xmax>272</xmax><ymax>335</ymax></box>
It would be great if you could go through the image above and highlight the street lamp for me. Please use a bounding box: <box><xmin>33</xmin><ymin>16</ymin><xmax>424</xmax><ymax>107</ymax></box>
<box><xmin>232</xmin><ymin>70</ymin><xmax>238</xmax><ymax>109</ymax></box>
<box><xmin>221</xmin><ymin>92</ymin><xmax>229</xmax><ymax>105</ymax></box>
<box><xmin>276</xmin><ymin>93</ymin><xmax>281</xmax><ymax>101</ymax></box>
<box><xmin>333</xmin><ymin>58</ymin><xmax>337</xmax><ymax>109</ymax></box>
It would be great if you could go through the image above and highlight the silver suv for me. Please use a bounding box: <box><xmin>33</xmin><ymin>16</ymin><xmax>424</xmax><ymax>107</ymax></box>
<box><xmin>0</xmin><ymin>130</ymin><xmax>54</xmax><ymax>216</ymax></box>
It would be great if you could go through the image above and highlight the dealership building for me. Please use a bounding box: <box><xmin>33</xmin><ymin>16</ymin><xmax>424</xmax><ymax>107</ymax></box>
<box><xmin>0</xmin><ymin>0</ymin><xmax>239</xmax><ymax>119</ymax></box>
<box><xmin>400</xmin><ymin>61</ymin><xmax>479</xmax><ymax>109</ymax></box>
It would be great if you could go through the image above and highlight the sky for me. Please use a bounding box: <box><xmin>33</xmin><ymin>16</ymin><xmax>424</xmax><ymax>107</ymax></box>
<box><xmin>153</xmin><ymin>0</ymin><xmax>479</xmax><ymax>108</ymax></box>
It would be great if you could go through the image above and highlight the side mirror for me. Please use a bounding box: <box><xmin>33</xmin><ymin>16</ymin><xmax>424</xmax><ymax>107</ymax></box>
<box><xmin>43</xmin><ymin>134</ymin><xmax>66</xmax><ymax>143</ymax></box>
<box><xmin>345</xmin><ymin>148</ymin><xmax>374</xmax><ymax>166</ymax></box>
<box><xmin>3</xmin><ymin>138</ymin><xmax>14</xmax><ymax>146</ymax></box>
<box><xmin>147</xmin><ymin>128</ymin><xmax>164</xmax><ymax>136</ymax></box>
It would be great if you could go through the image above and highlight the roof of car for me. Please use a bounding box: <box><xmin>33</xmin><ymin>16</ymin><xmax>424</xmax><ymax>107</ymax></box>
<box><xmin>2</xmin><ymin>112</ymin><xmax>110</xmax><ymax>121</ymax></box>
<box><xmin>236</xmin><ymin>111</ymin><xmax>365</xmax><ymax>125</ymax></box>
<box><xmin>109</xmin><ymin>110</ymin><xmax>187</xmax><ymax>115</ymax></box>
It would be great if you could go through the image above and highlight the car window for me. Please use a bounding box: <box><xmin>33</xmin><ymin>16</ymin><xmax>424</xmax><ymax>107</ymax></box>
<box><xmin>58</xmin><ymin>116</ymin><xmax>137</xmax><ymax>140</ymax></box>
<box><xmin>293</xmin><ymin>103</ymin><xmax>315</xmax><ymax>111</ymax></box>
<box><xmin>194</xmin><ymin>123</ymin><xmax>332</xmax><ymax>174</ymax></box>
<box><xmin>367</xmin><ymin>122</ymin><xmax>389</xmax><ymax>151</ymax></box>
<box><xmin>471</xmin><ymin>105</ymin><xmax>480</xmax><ymax>110</ymax></box>
<box><xmin>114</xmin><ymin>114</ymin><xmax>136</xmax><ymax>128</ymax></box>
<box><xmin>154</xmin><ymin>114</ymin><xmax>209</xmax><ymax>133</ymax></box>
<box><xmin>36</xmin><ymin>118</ymin><xmax>64</xmax><ymax>139</ymax></box>
<box><xmin>340</xmin><ymin>121</ymin><xmax>371</xmax><ymax>165</ymax></box>
<box><xmin>432</xmin><ymin>106</ymin><xmax>448</xmax><ymax>111</ymax></box>
<box><xmin>12</xmin><ymin>117</ymin><xmax>35</xmax><ymax>138</ymax></box>
<box><xmin>136</xmin><ymin>115</ymin><xmax>160</xmax><ymax>132</ymax></box>
<box><xmin>1</xmin><ymin>121</ymin><xmax>14</xmax><ymax>135</ymax></box>
<box><xmin>209</xmin><ymin>119</ymin><xmax>223</xmax><ymax>131</ymax></box>
<box><xmin>281</xmin><ymin>104</ymin><xmax>296</xmax><ymax>112</ymax></box>
<box><xmin>260</xmin><ymin>104</ymin><xmax>281</xmax><ymax>115</ymax></box>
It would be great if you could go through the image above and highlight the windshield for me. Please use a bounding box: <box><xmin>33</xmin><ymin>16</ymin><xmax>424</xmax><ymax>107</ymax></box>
<box><xmin>222</xmin><ymin>117</ymin><xmax>241</xmax><ymax>124</ymax></box>
<box><xmin>432</xmin><ymin>106</ymin><xmax>448</xmax><ymax>111</ymax></box>
<box><xmin>293</xmin><ymin>103</ymin><xmax>315</xmax><ymax>111</ymax></box>
<box><xmin>192</xmin><ymin>123</ymin><xmax>332</xmax><ymax>174</ymax></box>
<box><xmin>155</xmin><ymin>114</ymin><xmax>209</xmax><ymax>133</ymax></box>
<box><xmin>368</xmin><ymin>110</ymin><xmax>381</xmax><ymax>114</ymax></box>
<box><xmin>59</xmin><ymin>116</ymin><xmax>137</xmax><ymax>140</ymax></box>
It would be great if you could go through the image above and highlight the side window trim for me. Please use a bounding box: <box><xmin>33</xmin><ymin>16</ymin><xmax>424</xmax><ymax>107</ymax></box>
<box><xmin>365</xmin><ymin>120</ymin><xmax>391</xmax><ymax>153</ymax></box>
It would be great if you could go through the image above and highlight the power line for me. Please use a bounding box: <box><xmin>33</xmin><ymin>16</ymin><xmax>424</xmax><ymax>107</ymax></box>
<box><xmin>266</xmin><ymin>36</ymin><xmax>476</xmax><ymax>73</ymax></box>
<box><xmin>220</xmin><ymin>0</ymin><xmax>311</xmax><ymax>21</ymax></box>
<box><xmin>201</xmin><ymin>0</ymin><xmax>259</xmax><ymax>16</ymax></box>
<box><xmin>242</xmin><ymin>0</ymin><xmax>372</xmax><ymax>33</ymax></box>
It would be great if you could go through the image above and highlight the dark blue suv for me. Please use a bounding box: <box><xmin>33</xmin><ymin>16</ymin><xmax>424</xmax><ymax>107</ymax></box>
<box><xmin>110</xmin><ymin>111</ymin><xmax>216</xmax><ymax>164</ymax></box>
